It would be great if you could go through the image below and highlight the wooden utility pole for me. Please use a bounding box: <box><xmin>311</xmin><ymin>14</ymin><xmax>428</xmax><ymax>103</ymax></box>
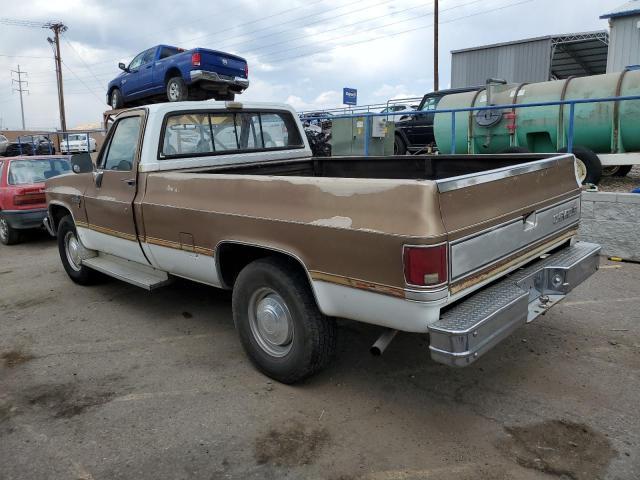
<box><xmin>434</xmin><ymin>0</ymin><xmax>439</xmax><ymax>91</ymax></box>
<box><xmin>47</xmin><ymin>22</ymin><xmax>67</xmax><ymax>132</ymax></box>
<box><xmin>11</xmin><ymin>65</ymin><xmax>28</xmax><ymax>130</ymax></box>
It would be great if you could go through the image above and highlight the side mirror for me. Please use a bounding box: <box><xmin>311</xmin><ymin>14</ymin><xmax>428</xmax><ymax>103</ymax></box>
<box><xmin>118</xmin><ymin>62</ymin><xmax>128</xmax><ymax>72</ymax></box>
<box><xmin>71</xmin><ymin>152</ymin><xmax>94</xmax><ymax>174</ymax></box>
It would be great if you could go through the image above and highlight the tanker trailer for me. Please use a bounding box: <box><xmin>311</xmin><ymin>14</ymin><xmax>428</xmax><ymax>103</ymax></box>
<box><xmin>433</xmin><ymin>69</ymin><xmax>640</xmax><ymax>184</ymax></box>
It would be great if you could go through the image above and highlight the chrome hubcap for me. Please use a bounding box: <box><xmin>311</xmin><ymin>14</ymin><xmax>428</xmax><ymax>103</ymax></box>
<box><xmin>248</xmin><ymin>288</ymin><xmax>294</xmax><ymax>357</ymax></box>
<box><xmin>575</xmin><ymin>158</ymin><xmax>587</xmax><ymax>184</ymax></box>
<box><xmin>0</xmin><ymin>218</ymin><xmax>8</xmax><ymax>242</ymax></box>
<box><xmin>64</xmin><ymin>231</ymin><xmax>83</xmax><ymax>272</ymax></box>
<box><xmin>169</xmin><ymin>83</ymin><xmax>180</xmax><ymax>101</ymax></box>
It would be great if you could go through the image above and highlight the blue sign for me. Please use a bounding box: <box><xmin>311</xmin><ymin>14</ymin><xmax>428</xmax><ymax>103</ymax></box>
<box><xmin>343</xmin><ymin>87</ymin><xmax>357</xmax><ymax>106</ymax></box>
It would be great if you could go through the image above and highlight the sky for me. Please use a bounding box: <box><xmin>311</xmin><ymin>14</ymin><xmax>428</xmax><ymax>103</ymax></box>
<box><xmin>0</xmin><ymin>0</ymin><xmax>626</xmax><ymax>130</ymax></box>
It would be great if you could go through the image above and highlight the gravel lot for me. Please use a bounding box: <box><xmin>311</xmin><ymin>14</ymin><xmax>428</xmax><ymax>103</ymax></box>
<box><xmin>1</xmin><ymin>234</ymin><xmax>639</xmax><ymax>480</ymax></box>
<box><xmin>599</xmin><ymin>165</ymin><xmax>640</xmax><ymax>192</ymax></box>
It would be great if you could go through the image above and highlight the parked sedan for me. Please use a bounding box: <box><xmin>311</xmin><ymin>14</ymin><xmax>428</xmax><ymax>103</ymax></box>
<box><xmin>5</xmin><ymin>135</ymin><xmax>56</xmax><ymax>157</ymax></box>
<box><xmin>0</xmin><ymin>155</ymin><xmax>71</xmax><ymax>245</ymax></box>
<box><xmin>60</xmin><ymin>134</ymin><xmax>97</xmax><ymax>153</ymax></box>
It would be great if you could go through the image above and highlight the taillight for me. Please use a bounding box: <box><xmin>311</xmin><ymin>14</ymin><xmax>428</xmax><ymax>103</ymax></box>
<box><xmin>191</xmin><ymin>52</ymin><xmax>201</xmax><ymax>67</ymax></box>
<box><xmin>14</xmin><ymin>192</ymin><xmax>46</xmax><ymax>205</ymax></box>
<box><xmin>244</xmin><ymin>63</ymin><xmax>248</xmax><ymax>78</ymax></box>
<box><xmin>403</xmin><ymin>244</ymin><xmax>448</xmax><ymax>287</ymax></box>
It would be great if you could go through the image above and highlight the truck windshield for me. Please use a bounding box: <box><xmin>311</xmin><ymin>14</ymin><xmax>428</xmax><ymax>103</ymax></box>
<box><xmin>8</xmin><ymin>158</ymin><xmax>71</xmax><ymax>185</ymax></box>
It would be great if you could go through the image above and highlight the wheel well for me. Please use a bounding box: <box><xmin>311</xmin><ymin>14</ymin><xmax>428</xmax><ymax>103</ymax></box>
<box><xmin>49</xmin><ymin>204</ymin><xmax>72</xmax><ymax>232</ymax></box>
<box><xmin>216</xmin><ymin>243</ymin><xmax>311</xmax><ymax>290</ymax></box>
<box><xmin>165</xmin><ymin>68</ymin><xmax>182</xmax><ymax>85</ymax></box>
<box><xmin>107</xmin><ymin>86</ymin><xmax>117</xmax><ymax>97</ymax></box>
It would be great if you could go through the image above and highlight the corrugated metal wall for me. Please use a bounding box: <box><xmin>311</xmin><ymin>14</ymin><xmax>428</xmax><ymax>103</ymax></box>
<box><xmin>451</xmin><ymin>38</ymin><xmax>552</xmax><ymax>88</ymax></box>
<box><xmin>606</xmin><ymin>15</ymin><xmax>640</xmax><ymax>72</ymax></box>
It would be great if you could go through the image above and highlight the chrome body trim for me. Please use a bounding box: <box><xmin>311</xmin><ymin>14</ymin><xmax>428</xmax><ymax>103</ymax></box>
<box><xmin>189</xmin><ymin>70</ymin><xmax>249</xmax><ymax>89</ymax></box>
<box><xmin>428</xmin><ymin>241</ymin><xmax>601</xmax><ymax>367</ymax></box>
<box><xmin>449</xmin><ymin>197</ymin><xmax>581</xmax><ymax>281</ymax></box>
<box><xmin>435</xmin><ymin>154</ymin><xmax>574</xmax><ymax>193</ymax></box>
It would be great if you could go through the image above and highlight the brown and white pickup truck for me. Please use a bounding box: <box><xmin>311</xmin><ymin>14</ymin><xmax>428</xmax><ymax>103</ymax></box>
<box><xmin>45</xmin><ymin>101</ymin><xmax>600</xmax><ymax>383</ymax></box>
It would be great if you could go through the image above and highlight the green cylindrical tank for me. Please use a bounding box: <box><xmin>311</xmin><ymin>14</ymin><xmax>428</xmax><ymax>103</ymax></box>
<box><xmin>434</xmin><ymin>70</ymin><xmax>640</xmax><ymax>155</ymax></box>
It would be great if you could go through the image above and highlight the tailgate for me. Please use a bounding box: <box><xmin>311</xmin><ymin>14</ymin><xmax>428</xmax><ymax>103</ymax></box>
<box><xmin>197</xmin><ymin>49</ymin><xmax>247</xmax><ymax>78</ymax></box>
<box><xmin>435</xmin><ymin>154</ymin><xmax>581</xmax><ymax>291</ymax></box>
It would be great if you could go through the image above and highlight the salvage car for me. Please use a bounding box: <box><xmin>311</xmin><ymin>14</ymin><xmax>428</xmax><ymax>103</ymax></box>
<box><xmin>0</xmin><ymin>155</ymin><xmax>71</xmax><ymax>244</ymax></box>
<box><xmin>60</xmin><ymin>134</ymin><xmax>97</xmax><ymax>153</ymax></box>
<box><xmin>0</xmin><ymin>134</ymin><xmax>8</xmax><ymax>156</ymax></box>
<box><xmin>45</xmin><ymin>101</ymin><xmax>600</xmax><ymax>383</ymax></box>
<box><xmin>107</xmin><ymin>44</ymin><xmax>249</xmax><ymax>109</ymax></box>
<box><xmin>394</xmin><ymin>86</ymin><xmax>482</xmax><ymax>155</ymax></box>
<box><xmin>4</xmin><ymin>135</ymin><xmax>56</xmax><ymax>157</ymax></box>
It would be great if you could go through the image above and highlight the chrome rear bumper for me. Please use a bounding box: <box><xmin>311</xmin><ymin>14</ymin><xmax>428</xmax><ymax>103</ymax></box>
<box><xmin>190</xmin><ymin>70</ymin><xmax>249</xmax><ymax>90</ymax></box>
<box><xmin>428</xmin><ymin>241</ymin><xmax>601</xmax><ymax>367</ymax></box>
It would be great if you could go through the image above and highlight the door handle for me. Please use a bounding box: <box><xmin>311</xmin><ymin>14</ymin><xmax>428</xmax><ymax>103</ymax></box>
<box><xmin>122</xmin><ymin>178</ymin><xmax>136</xmax><ymax>186</ymax></box>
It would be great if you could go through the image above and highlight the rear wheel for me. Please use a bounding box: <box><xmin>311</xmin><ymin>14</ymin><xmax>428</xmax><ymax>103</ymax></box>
<box><xmin>166</xmin><ymin>77</ymin><xmax>188</xmax><ymax>102</ymax></box>
<box><xmin>232</xmin><ymin>257</ymin><xmax>337</xmax><ymax>384</ymax></box>
<box><xmin>559</xmin><ymin>146</ymin><xmax>602</xmax><ymax>185</ymax></box>
<box><xmin>611</xmin><ymin>165</ymin><xmax>633</xmax><ymax>177</ymax></box>
<box><xmin>0</xmin><ymin>216</ymin><xmax>20</xmax><ymax>245</ymax></box>
<box><xmin>57</xmin><ymin>216</ymin><xmax>99</xmax><ymax>285</ymax></box>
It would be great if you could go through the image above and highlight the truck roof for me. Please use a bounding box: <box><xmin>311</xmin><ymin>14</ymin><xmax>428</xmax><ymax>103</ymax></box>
<box><xmin>135</xmin><ymin>100</ymin><xmax>298</xmax><ymax>116</ymax></box>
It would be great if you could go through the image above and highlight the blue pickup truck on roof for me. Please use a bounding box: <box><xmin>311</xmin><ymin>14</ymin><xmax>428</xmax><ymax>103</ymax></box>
<box><xmin>107</xmin><ymin>44</ymin><xmax>249</xmax><ymax>109</ymax></box>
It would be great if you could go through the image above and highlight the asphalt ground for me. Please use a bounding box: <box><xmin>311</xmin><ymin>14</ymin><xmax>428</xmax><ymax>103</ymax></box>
<box><xmin>1</xmin><ymin>233</ymin><xmax>639</xmax><ymax>480</ymax></box>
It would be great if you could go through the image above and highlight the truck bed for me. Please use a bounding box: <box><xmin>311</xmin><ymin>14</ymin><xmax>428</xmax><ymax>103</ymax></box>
<box><xmin>189</xmin><ymin>154</ymin><xmax>553</xmax><ymax>180</ymax></box>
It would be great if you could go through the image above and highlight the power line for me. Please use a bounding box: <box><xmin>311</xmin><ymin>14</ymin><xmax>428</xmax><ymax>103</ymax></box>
<box><xmin>11</xmin><ymin>65</ymin><xmax>28</xmax><ymax>129</ymax></box>
<box><xmin>60</xmin><ymin>60</ymin><xmax>106</xmax><ymax>105</ymax></box>
<box><xmin>61</xmin><ymin>35</ymin><xmax>108</xmax><ymax>88</ymax></box>
<box><xmin>264</xmin><ymin>0</ymin><xmax>534</xmax><ymax>63</ymax></box>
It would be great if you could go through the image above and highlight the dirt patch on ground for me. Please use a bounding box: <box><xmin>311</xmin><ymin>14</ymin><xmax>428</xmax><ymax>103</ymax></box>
<box><xmin>498</xmin><ymin>419</ymin><xmax>616</xmax><ymax>479</ymax></box>
<box><xmin>1</xmin><ymin>350</ymin><xmax>35</xmax><ymax>368</ymax></box>
<box><xmin>25</xmin><ymin>382</ymin><xmax>117</xmax><ymax>419</ymax></box>
<box><xmin>255</xmin><ymin>419</ymin><xmax>330</xmax><ymax>466</ymax></box>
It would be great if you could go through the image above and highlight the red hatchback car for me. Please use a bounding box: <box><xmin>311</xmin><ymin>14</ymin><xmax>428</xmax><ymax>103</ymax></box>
<box><xmin>0</xmin><ymin>155</ymin><xmax>72</xmax><ymax>245</ymax></box>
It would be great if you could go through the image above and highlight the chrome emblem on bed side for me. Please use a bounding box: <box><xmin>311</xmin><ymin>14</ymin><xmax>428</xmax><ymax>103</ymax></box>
<box><xmin>553</xmin><ymin>204</ymin><xmax>578</xmax><ymax>224</ymax></box>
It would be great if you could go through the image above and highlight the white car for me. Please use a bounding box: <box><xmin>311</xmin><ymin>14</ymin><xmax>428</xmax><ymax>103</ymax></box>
<box><xmin>60</xmin><ymin>134</ymin><xmax>97</xmax><ymax>153</ymax></box>
<box><xmin>0</xmin><ymin>134</ymin><xmax>8</xmax><ymax>155</ymax></box>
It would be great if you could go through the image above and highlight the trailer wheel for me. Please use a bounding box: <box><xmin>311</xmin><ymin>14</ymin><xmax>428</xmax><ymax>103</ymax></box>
<box><xmin>166</xmin><ymin>77</ymin><xmax>188</xmax><ymax>102</ymax></box>
<box><xmin>560</xmin><ymin>146</ymin><xmax>602</xmax><ymax>185</ymax></box>
<box><xmin>232</xmin><ymin>257</ymin><xmax>337</xmax><ymax>384</ymax></box>
<box><xmin>614</xmin><ymin>165</ymin><xmax>633</xmax><ymax>177</ymax></box>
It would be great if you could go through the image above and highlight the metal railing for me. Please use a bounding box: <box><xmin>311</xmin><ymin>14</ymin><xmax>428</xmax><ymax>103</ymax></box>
<box><xmin>298</xmin><ymin>96</ymin><xmax>422</xmax><ymax>116</ymax></box>
<box><xmin>299</xmin><ymin>94</ymin><xmax>640</xmax><ymax>156</ymax></box>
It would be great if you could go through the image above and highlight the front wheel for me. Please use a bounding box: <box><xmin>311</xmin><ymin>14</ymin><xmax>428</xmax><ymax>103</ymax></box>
<box><xmin>0</xmin><ymin>215</ymin><xmax>20</xmax><ymax>245</ymax></box>
<box><xmin>166</xmin><ymin>77</ymin><xmax>188</xmax><ymax>102</ymax></box>
<box><xmin>110</xmin><ymin>88</ymin><xmax>124</xmax><ymax>109</ymax></box>
<box><xmin>232</xmin><ymin>257</ymin><xmax>337</xmax><ymax>384</ymax></box>
<box><xmin>57</xmin><ymin>216</ymin><xmax>99</xmax><ymax>285</ymax></box>
<box><xmin>394</xmin><ymin>135</ymin><xmax>407</xmax><ymax>155</ymax></box>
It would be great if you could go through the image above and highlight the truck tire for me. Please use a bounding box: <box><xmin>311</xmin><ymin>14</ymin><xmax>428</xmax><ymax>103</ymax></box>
<box><xmin>166</xmin><ymin>77</ymin><xmax>188</xmax><ymax>102</ymax></box>
<box><xmin>559</xmin><ymin>146</ymin><xmax>602</xmax><ymax>185</ymax></box>
<box><xmin>232</xmin><ymin>257</ymin><xmax>337</xmax><ymax>384</ymax></box>
<box><xmin>110</xmin><ymin>88</ymin><xmax>124</xmax><ymax>109</ymax></box>
<box><xmin>57</xmin><ymin>215</ymin><xmax>99</xmax><ymax>285</ymax></box>
<box><xmin>0</xmin><ymin>215</ymin><xmax>20</xmax><ymax>245</ymax></box>
<box><xmin>394</xmin><ymin>134</ymin><xmax>407</xmax><ymax>155</ymax></box>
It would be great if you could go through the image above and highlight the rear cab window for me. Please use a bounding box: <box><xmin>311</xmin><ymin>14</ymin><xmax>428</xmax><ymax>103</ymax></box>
<box><xmin>8</xmin><ymin>158</ymin><xmax>71</xmax><ymax>184</ymax></box>
<box><xmin>160</xmin><ymin>110</ymin><xmax>303</xmax><ymax>158</ymax></box>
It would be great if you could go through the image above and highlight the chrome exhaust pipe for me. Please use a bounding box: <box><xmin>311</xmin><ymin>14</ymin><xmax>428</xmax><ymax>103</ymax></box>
<box><xmin>370</xmin><ymin>329</ymin><xmax>398</xmax><ymax>356</ymax></box>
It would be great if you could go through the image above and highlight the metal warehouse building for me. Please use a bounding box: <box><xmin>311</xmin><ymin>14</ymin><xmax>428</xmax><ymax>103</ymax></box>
<box><xmin>450</xmin><ymin>31</ymin><xmax>609</xmax><ymax>88</ymax></box>
<box><xmin>601</xmin><ymin>0</ymin><xmax>640</xmax><ymax>72</ymax></box>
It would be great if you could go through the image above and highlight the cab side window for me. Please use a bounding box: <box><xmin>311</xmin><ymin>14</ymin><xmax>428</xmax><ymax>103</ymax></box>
<box><xmin>101</xmin><ymin>116</ymin><xmax>141</xmax><ymax>171</ymax></box>
<box><xmin>128</xmin><ymin>51</ymin><xmax>146</xmax><ymax>71</ymax></box>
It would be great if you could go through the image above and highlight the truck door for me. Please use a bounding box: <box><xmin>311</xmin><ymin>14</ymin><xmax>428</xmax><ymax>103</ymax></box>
<box><xmin>121</xmin><ymin>50</ymin><xmax>148</xmax><ymax>97</ymax></box>
<box><xmin>406</xmin><ymin>96</ymin><xmax>439</xmax><ymax>148</ymax></box>
<box><xmin>82</xmin><ymin>110</ymin><xmax>148</xmax><ymax>264</ymax></box>
<box><xmin>136</xmin><ymin>48</ymin><xmax>156</xmax><ymax>93</ymax></box>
